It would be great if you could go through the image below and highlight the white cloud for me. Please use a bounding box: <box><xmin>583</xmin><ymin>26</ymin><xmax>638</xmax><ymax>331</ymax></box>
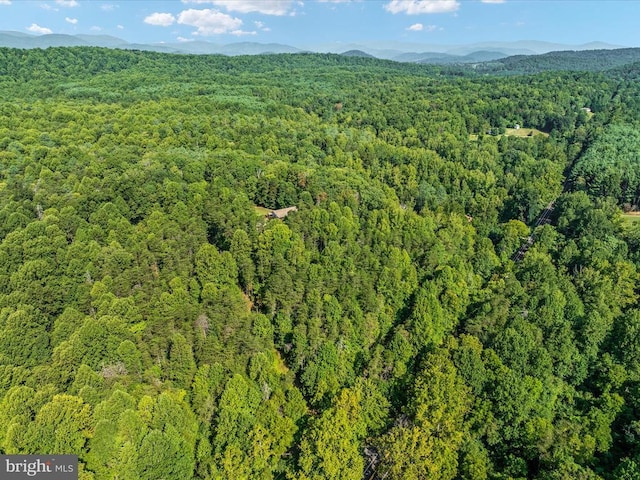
<box><xmin>144</xmin><ymin>12</ymin><xmax>176</xmax><ymax>26</ymax></box>
<box><xmin>101</xmin><ymin>4</ymin><xmax>117</xmax><ymax>11</ymax></box>
<box><xmin>231</xmin><ymin>29</ymin><xmax>257</xmax><ymax>36</ymax></box>
<box><xmin>55</xmin><ymin>0</ymin><xmax>78</xmax><ymax>6</ymax></box>
<box><xmin>385</xmin><ymin>0</ymin><xmax>459</xmax><ymax>14</ymax></box>
<box><xmin>65</xmin><ymin>17</ymin><xmax>78</xmax><ymax>24</ymax></box>
<box><xmin>177</xmin><ymin>36</ymin><xmax>193</xmax><ymax>42</ymax></box>
<box><xmin>254</xmin><ymin>20</ymin><xmax>271</xmax><ymax>31</ymax></box>
<box><xmin>41</xmin><ymin>4</ymin><xmax>59</xmax><ymax>11</ymax></box>
<box><xmin>117</xmin><ymin>24</ymin><xmax>124</xmax><ymax>29</ymax></box>
<box><xmin>407</xmin><ymin>23</ymin><xmax>439</xmax><ymax>31</ymax></box>
<box><xmin>177</xmin><ymin>8</ymin><xmax>243</xmax><ymax>35</ymax></box>
<box><xmin>0</xmin><ymin>0</ymin><xmax>12</xmax><ymax>5</ymax></box>
<box><xmin>27</xmin><ymin>23</ymin><xmax>53</xmax><ymax>34</ymax></box>
<box><xmin>481</xmin><ymin>0</ymin><xmax>505</xmax><ymax>3</ymax></box>
<box><xmin>182</xmin><ymin>0</ymin><xmax>295</xmax><ymax>16</ymax></box>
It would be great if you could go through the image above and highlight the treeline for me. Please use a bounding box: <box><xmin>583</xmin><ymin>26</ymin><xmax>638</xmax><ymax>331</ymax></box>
<box><xmin>0</xmin><ymin>47</ymin><xmax>640</xmax><ymax>479</ymax></box>
<box><xmin>471</xmin><ymin>48</ymin><xmax>640</xmax><ymax>75</ymax></box>
<box><xmin>571</xmin><ymin>124</ymin><xmax>640</xmax><ymax>206</ymax></box>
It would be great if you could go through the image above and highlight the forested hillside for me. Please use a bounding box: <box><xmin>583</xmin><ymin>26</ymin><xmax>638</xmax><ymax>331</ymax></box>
<box><xmin>1</xmin><ymin>47</ymin><xmax>640</xmax><ymax>479</ymax></box>
<box><xmin>571</xmin><ymin>125</ymin><xmax>640</xmax><ymax>206</ymax></box>
<box><xmin>472</xmin><ymin>47</ymin><xmax>640</xmax><ymax>75</ymax></box>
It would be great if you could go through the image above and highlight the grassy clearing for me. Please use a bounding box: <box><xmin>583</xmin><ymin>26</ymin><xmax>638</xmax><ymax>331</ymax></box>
<box><xmin>504</xmin><ymin>127</ymin><xmax>549</xmax><ymax>138</ymax></box>
<box><xmin>254</xmin><ymin>205</ymin><xmax>271</xmax><ymax>217</ymax></box>
<box><xmin>621</xmin><ymin>212</ymin><xmax>640</xmax><ymax>222</ymax></box>
<box><xmin>469</xmin><ymin>127</ymin><xmax>548</xmax><ymax>141</ymax></box>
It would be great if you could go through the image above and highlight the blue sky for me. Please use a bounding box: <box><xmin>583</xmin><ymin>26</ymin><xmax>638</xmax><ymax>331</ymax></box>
<box><xmin>0</xmin><ymin>1</ymin><xmax>639</xmax><ymax>48</ymax></box>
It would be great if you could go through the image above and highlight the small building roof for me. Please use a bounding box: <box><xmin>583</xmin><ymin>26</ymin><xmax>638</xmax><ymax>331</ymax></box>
<box><xmin>268</xmin><ymin>206</ymin><xmax>298</xmax><ymax>219</ymax></box>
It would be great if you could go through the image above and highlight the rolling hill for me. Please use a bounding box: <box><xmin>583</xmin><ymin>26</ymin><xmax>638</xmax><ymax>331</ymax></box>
<box><xmin>473</xmin><ymin>47</ymin><xmax>640</xmax><ymax>74</ymax></box>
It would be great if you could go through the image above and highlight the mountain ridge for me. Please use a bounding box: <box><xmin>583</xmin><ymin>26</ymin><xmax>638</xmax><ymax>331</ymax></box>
<box><xmin>0</xmin><ymin>31</ymin><xmax>625</xmax><ymax>59</ymax></box>
<box><xmin>473</xmin><ymin>47</ymin><xmax>640</xmax><ymax>74</ymax></box>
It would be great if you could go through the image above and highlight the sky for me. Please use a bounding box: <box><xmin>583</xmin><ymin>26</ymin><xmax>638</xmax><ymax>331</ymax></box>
<box><xmin>0</xmin><ymin>0</ymin><xmax>639</xmax><ymax>49</ymax></box>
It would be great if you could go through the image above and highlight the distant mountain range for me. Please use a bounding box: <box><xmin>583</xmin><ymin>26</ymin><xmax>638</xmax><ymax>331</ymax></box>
<box><xmin>0</xmin><ymin>31</ymin><xmax>306</xmax><ymax>56</ymax></box>
<box><xmin>311</xmin><ymin>39</ymin><xmax>625</xmax><ymax>60</ymax></box>
<box><xmin>0</xmin><ymin>31</ymin><xmax>629</xmax><ymax>66</ymax></box>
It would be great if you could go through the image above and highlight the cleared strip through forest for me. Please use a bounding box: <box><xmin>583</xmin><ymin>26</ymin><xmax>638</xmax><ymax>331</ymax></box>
<box><xmin>511</xmin><ymin>200</ymin><xmax>555</xmax><ymax>262</ymax></box>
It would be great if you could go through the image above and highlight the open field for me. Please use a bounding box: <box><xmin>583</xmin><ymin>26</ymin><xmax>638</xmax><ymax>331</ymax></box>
<box><xmin>504</xmin><ymin>127</ymin><xmax>549</xmax><ymax>137</ymax></box>
<box><xmin>254</xmin><ymin>205</ymin><xmax>271</xmax><ymax>217</ymax></box>
<box><xmin>470</xmin><ymin>127</ymin><xmax>549</xmax><ymax>141</ymax></box>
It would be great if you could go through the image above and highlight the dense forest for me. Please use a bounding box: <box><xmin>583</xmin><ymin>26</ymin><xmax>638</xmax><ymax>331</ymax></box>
<box><xmin>472</xmin><ymin>47</ymin><xmax>640</xmax><ymax>75</ymax></box>
<box><xmin>1</xmin><ymin>47</ymin><xmax>640</xmax><ymax>479</ymax></box>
